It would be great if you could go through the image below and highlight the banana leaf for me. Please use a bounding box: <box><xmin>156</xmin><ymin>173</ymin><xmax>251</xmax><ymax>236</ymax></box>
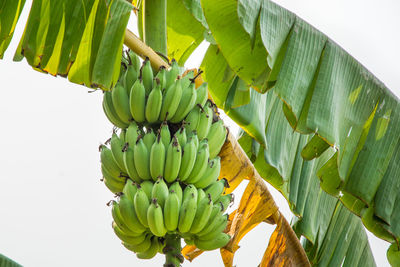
<box><xmin>0</xmin><ymin>254</ymin><xmax>22</xmax><ymax>267</ymax></box>
<box><xmin>2</xmin><ymin>0</ymin><xmax>132</xmax><ymax>90</ymax></box>
<box><xmin>200</xmin><ymin>0</ymin><xmax>400</xmax><ymax>245</ymax></box>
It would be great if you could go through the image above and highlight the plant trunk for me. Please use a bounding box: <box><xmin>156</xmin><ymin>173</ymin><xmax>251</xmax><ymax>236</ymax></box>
<box><xmin>163</xmin><ymin>234</ymin><xmax>183</xmax><ymax>267</ymax></box>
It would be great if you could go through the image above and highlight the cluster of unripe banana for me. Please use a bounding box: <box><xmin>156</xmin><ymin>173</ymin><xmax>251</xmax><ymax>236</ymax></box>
<box><xmin>100</xmin><ymin>50</ymin><xmax>231</xmax><ymax>259</ymax></box>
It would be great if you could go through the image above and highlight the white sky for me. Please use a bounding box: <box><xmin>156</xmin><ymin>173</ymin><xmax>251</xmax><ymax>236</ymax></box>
<box><xmin>0</xmin><ymin>0</ymin><xmax>398</xmax><ymax>266</ymax></box>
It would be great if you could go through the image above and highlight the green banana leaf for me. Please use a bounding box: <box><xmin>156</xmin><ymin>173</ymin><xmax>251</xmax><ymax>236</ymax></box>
<box><xmin>0</xmin><ymin>254</ymin><xmax>22</xmax><ymax>267</ymax></box>
<box><xmin>0</xmin><ymin>0</ymin><xmax>26</xmax><ymax>59</ymax></box>
<box><xmin>198</xmin><ymin>0</ymin><xmax>400</xmax><ymax>246</ymax></box>
<box><xmin>2</xmin><ymin>0</ymin><xmax>132</xmax><ymax>90</ymax></box>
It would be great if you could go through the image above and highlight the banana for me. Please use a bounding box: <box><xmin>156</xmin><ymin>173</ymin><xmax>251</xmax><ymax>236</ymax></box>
<box><xmin>102</xmin><ymin>91</ymin><xmax>129</xmax><ymax>128</ymax></box>
<box><xmin>185</xmin><ymin>105</ymin><xmax>201</xmax><ymax>134</ymax></box>
<box><xmin>112</xmin><ymin>222</ymin><xmax>146</xmax><ymax>245</ymax></box>
<box><xmin>187</xmin><ymin>131</ymin><xmax>199</xmax><ymax>150</ymax></box>
<box><xmin>141</xmin><ymin>58</ymin><xmax>154</xmax><ymax>95</ymax></box>
<box><xmin>110</xmin><ymin>133</ymin><xmax>128</xmax><ymax>174</ymax></box>
<box><xmin>155</xmin><ymin>66</ymin><xmax>167</xmax><ymax>90</ymax></box>
<box><xmin>164</xmin><ymin>190</ymin><xmax>181</xmax><ymax>231</ymax></box>
<box><xmin>110</xmin><ymin>200</ymin><xmax>142</xmax><ymax>235</ymax></box>
<box><xmin>215</xmin><ymin>194</ymin><xmax>234</xmax><ymax>213</ymax></box>
<box><xmin>190</xmin><ymin>194</ymin><xmax>213</xmax><ymax>234</ymax></box>
<box><xmin>128</xmin><ymin>50</ymin><xmax>141</xmax><ymax>72</ymax></box>
<box><xmin>136</xmin><ymin>236</ymin><xmax>159</xmax><ymax>259</ymax></box>
<box><xmin>129</xmin><ymin>80</ymin><xmax>146</xmax><ymax>123</ymax></box>
<box><xmin>169</xmin><ymin>181</ymin><xmax>183</xmax><ymax>204</ymax></box>
<box><xmin>207</xmin><ymin>119</ymin><xmax>228</xmax><ymax>158</ymax></box>
<box><xmin>159</xmin><ymin>122</ymin><xmax>171</xmax><ymax>148</ymax></box>
<box><xmin>164</xmin><ymin>136</ymin><xmax>182</xmax><ymax>183</ymax></box>
<box><xmin>100</xmin><ymin>145</ymin><xmax>123</xmax><ymax>178</ymax></box>
<box><xmin>103</xmin><ymin>177</ymin><xmax>124</xmax><ymax>194</ymax></box>
<box><xmin>165</xmin><ymin>59</ymin><xmax>180</xmax><ymax>88</ymax></box>
<box><xmin>123</xmin><ymin>143</ymin><xmax>142</xmax><ymax>183</ymax></box>
<box><xmin>101</xmin><ymin>164</ymin><xmax>125</xmax><ymax>185</ymax></box>
<box><xmin>125</xmin><ymin>122</ymin><xmax>140</xmax><ymax>146</ymax></box>
<box><xmin>170</xmin><ymin>82</ymin><xmax>197</xmax><ymax>123</ymax></box>
<box><xmin>124</xmin><ymin>65</ymin><xmax>139</xmax><ymax>94</ymax></box>
<box><xmin>178</xmin><ymin>190</ymin><xmax>197</xmax><ymax>233</ymax></box>
<box><xmin>184</xmin><ymin>235</ymin><xmax>195</xmax><ymax>246</ymax></box>
<box><xmin>197</xmin><ymin>214</ymin><xmax>228</xmax><ymax>240</ymax></box>
<box><xmin>119</xmin><ymin>194</ymin><xmax>147</xmax><ymax>233</ymax></box>
<box><xmin>205</xmin><ymin>178</ymin><xmax>228</xmax><ymax>203</ymax></box>
<box><xmin>178</xmin><ymin>137</ymin><xmax>197</xmax><ymax>182</ymax></box>
<box><xmin>147</xmin><ymin>199</ymin><xmax>167</xmax><ymax>237</ymax></box>
<box><xmin>140</xmin><ymin>180</ymin><xmax>154</xmax><ymax>199</ymax></box>
<box><xmin>194</xmin><ymin>233</ymin><xmax>230</xmax><ymax>251</ymax></box>
<box><xmin>145</xmin><ymin>79</ymin><xmax>163</xmax><ymax>123</ymax></box>
<box><xmin>185</xmin><ymin>140</ymin><xmax>209</xmax><ymax>184</ymax></box>
<box><xmin>151</xmin><ymin>177</ymin><xmax>169</xmax><ymax>208</ymax></box>
<box><xmin>143</xmin><ymin>129</ymin><xmax>156</xmax><ymax>152</ymax></box>
<box><xmin>182</xmin><ymin>184</ymin><xmax>198</xmax><ymax>203</ymax></box>
<box><xmin>194</xmin><ymin>156</ymin><xmax>221</xmax><ymax>189</ymax></box>
<box><xmin>112</xmin><ymin>84</ymin><xmax>132</xmax><ymax>124</ymax></box>
<box><xmin>150</xmin><ymin>135</ymin><xmax>166</xmax><ymax>181</ymax></box>
<box><xmin>134</xmin><ymin>187</ymin><xmax>150</xmax><ymax>227</ymax></box>
<box><xmin>159</xmin><ymin>78</ymin><xmax>183</xmax><ymax>121</ymax></box>
<box><xmin>196</xmin><ymin>101</ymin><xmax>213</xmax><ymax>139</ymax></box>
<box><xmin>123</xmin><ymin>234</ymin><xmax>152</xmax><ymax>253</ymax></box>
<box><xmin>123</xmin><ymin>180</ymin><xmax>138</xmax><ymax>202</ymax></box>
<box><xmin>197</xmin><ymin>188</ymin><xmax>206</xmax><ymax>205</ymax></box>
<box><xmin>196</xmin><ymin>204</ymin><xmax>223</xmax><ymax>236</ymax></box>
<box><xmin>174</xmin><ymin>125</ymin><xmax>187</xmax><ymax>147</ymax></box>
<box><xmin>195</xmin><ymin>82</ymin><xmax>208</xmax><ymax>107</ymax></box>
<box><xmin>119</xmin><ymin>129</ymin><xmax>126</xmax><ymax>144</ymax></box>
<box><xmin>180</xmin><ymin>71</ymin><xmax>194</xmax><ymax>89</ymax></box>
<box><xmin>134</xmin><ymin>136</ymin><xmax>151</xmax><ymax>180</ymax></box>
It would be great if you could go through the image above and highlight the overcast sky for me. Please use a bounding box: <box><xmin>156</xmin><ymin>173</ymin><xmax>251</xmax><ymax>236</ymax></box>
<box><xmin>0</xmin><ymin>1</ymin><xmax>399</xmax><ymax>266</ymax></box>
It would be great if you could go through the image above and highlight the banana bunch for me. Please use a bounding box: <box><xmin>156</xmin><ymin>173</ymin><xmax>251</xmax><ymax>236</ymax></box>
<box><xmin>110</xmin><ymin>178</ymin><xmax>232</xmax><ymax>258</ymax></box>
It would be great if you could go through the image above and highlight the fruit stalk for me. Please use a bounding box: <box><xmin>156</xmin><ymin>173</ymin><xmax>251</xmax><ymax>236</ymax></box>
<box><xmin>163</xmin><ymin>234</ymin><xmax>183</xmax><ymax>267</ymax></box>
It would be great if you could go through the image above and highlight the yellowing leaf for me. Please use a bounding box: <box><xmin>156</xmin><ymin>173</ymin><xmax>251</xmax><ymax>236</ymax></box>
<box><xmin>181</xmin><ymin>245</ymin><xmax>204</xmax><ymax>262</ymax></box>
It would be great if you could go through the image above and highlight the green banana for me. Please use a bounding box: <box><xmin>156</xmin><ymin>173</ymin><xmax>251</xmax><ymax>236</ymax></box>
<box><xmin>125</xmin><ymin>122</ymin><xmax>140</xmax><ymax>146</ymax></box>
<box><xmin>129</xmin><ymin>80</ymin><xmax>146</xmax><ymax>123</ymax></box>
<box><xmin>190</xmin><ymin>194</ymin><xmax>213</xmax><ymax>234</ymax></box>
<box><xmin>159</xmin><ymin>78</ymin><xmax>183</xmax><ymax>121</ymax></box>
<box><xmin>174</xmin><ymin>125</ymin><xmax>187</xmax><ymax>147</ymax></box>
<box><xmin>151</xmin><ymin>177</ymin><xmax>169</xmax><ymax>208</ymax></box>
<box><xmin>164</xmin><ymin>190</ymin><xmax>181</xmax><ymax>231</ymax></box>
<box><xmin>196</xmin><ymin>204</ymin><xmax>223</xmax><ymax>236</ymax></box>
<box><xmin>165</xmin><ymin>59</ymin><xmax>180</xmax><ymax>89</ymax></box>
<box><xmin>197</xmin><ymin>188</ymin><xmax>206</xmax><ymax>205</ymax></box>
<box><xmin>128</xmin><ymin>50</ymin><xmax>141</xmax><ymax>72</ymax></box>
<box><xmin>123</xmin><ymin>143</ymin><xmax>142</xmax><ymax>183</ymax></box>
<box><xmin>134</xmin><ymin>187</ymin><xmax>150</xmax><ymax>227</ymax></box>
<box><xmin>159</xmin><ymin>122</ymin><xmax>171</xmax><ymax>148</ymax></box>
<box><xmin>102</xmin><ymin>91</ymin><xmax>128</xmax><ymax>128</ymax></box>
<box><xmin>194</xmin><ymin>156</ymin><xmax>221</xmax><ymax>189</ymax></box>
<box><xmin>140</xmin><ymin>180</ymin><xmax>154</xmax><ymax>200</ymax></box>
<box><xmin>124</xmin><ymin>65</ymin><xmax>139</xmax><ymax>94</ymax></box>
<box><xmin>185</xmin><ymin>105</ymin><xmax>201</xmax><ymax>134</ymax></box>
<box><xmin>136</xmin><ymin>236</ymin><xmax>160</xmax><ymax>259</ymax></box>
<box><xmin>145</xmin><ymin>79</ymin><xmax>163</xmax><ymax>123</ymax></box>
<box><xmin>164</xmin><ymin>136</ymin><xmax>182</xmax><ymax>183</ymax></box>
<box><xmin>143</xmin><ymin>129</ymin><xmax>156</xmax><ymax>152</ymax></box>
<box><xmin>185</xmin><ymin>140</ymin><xmax>209</xmax><ymax>184</ymax></box>
<box><xmin>119</xmin><ymin>129</ymin><xmax>126</xmax><ymax>144</ymax></box>
<box><xmin>119</xmin><ymin>194</ymin><xmax>147</xmax><ymax>233</ymax></box>
<box><xmin>216</xmin><ymin>194</ymin><xmax>234</xmax><ymax>213</ymax></box>
<box><xmin>103</xmin><ymin>177</ymin><xmax>124</xmax><ymax>194</ymax></box>
<box><xmin>123</xmin><ymin>180</ymin><xmax>138</xmax><ymax>202</ymax></box>
<box><xmin>196</xmin><ymin>101</ymin><xmax>213</xmax><ymax>139</ymax></box>
<box><xmin>100</xmin><ymin>145</ymin><xmax>123</xmax><ymax>178</ymax></box>
<box><xmin>101</xmin><ymin>164</ymin><xmax>125</xmax><ymax>185</ymax></box>
<box><xmin>134</xmin><ymin>137</ymin><xmax>151</xmax><ymax>180</ymax></box>
<box><xmin>195</xmin><ymin>82</ymin><xmax>208</xmax><ymax>107</ymax></box>
<box><xmin>150</xmin><ymin>135</ymin><xmax>166</xmax><ymax>181</ymax></box>
<box><xmin>178</xmin><ymin>137</ymin><xmax>197</xmax><ymax>182</ymax></box>
<box><xmin>169</xmin><ymin>182</ymin><xmax>183</xmax><ymax>204</ymax></box>
<box><xmin>180</xmin><ymin>71</ymin><xmax>194</xmax><ymax>89</ymax></box>
<box><xmin>112</xmin><ymin>84</ymin><xmax>132</xmax><ymax>124</ymax></box>
<box><xmin>197</xmin><ymin>214</ymin><xmax>229</xmax><ymax>240</ymax></box>
<box><xmin>123</xmin><ymin>234</ymin><xmax>152</xmax><ymax>253</ymax></box>
<box><xmin>205</xmin><ymin>178</ymin><xmax>228</xmax><ymax>203</ymax></box>
<box><xmin>182</xmin><ymin>184</ymin><xmax>198</xmax><ymax>203</ymax></box>
<box><xmin>178</xmin><ymin>190</ymin><xmax>197</xmax><ymax>233</ymax></box>
<box><xmin>141</xmin><ymin>58</ymin><xmax>154</xmax><ymax>95</ymax></box>
<box><xmin>112</xmin><ymin>222</ymin><xmax>146</xmax><ymax>245</ymax></box>
<box><xmin>187</xmin><ymin>131</ymin><xmax>199</xmax><ymax>150</ymax></box>
<box><xmin>147</xmin><ymin>199</ymin><xmax>167</xmax><ymax>237</ymax></box>
<box><xmin>110</xmin><ymin>200</ymin><xmax>142</xmax><ymax>235</ymax></box>
<box><xmin>155</xmin><ymin>66</ymin><xmax>167</xmax><ymax>90</ymax></box>
<box><xmin>170</xmin><ymin>82</ymin><xmax>197</xmax><ymax>123</ymax></box>
<box><xmin>110</xmin><ymin>133</ymin><xmax>128</xmax><ymax>174</ymax></box>
<box><xmin>194</xmin><ymin>233</ymin><xmax>230</xmax><ymax>251</ymax></box>
<box><xmin>207</xmin><ymin>119</ymin><xmax>227</xmax><ymax>158</ymax></box>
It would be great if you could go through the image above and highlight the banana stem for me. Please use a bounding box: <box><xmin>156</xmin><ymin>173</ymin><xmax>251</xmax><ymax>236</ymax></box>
<box><xmin>163</xmin><ymin>234</ymin><xmax>183</xmax><ymax>267</ymax></box>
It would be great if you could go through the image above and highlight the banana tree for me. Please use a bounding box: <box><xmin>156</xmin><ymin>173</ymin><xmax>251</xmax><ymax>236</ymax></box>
<box><xmin>0</xmin><ymin>0</ymin><xmax>399</xmax><ymax>266</ymax></box>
